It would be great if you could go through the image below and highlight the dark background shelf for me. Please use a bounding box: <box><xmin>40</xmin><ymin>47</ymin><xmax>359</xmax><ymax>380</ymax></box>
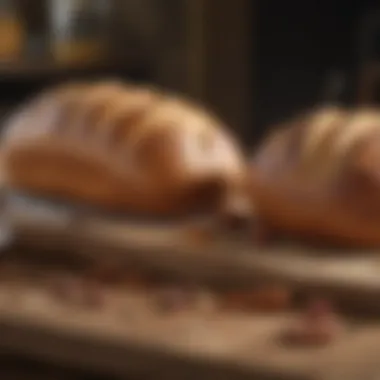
<box><xmin>254</xmin><ymin>0</ymin><xmax>380</xmax><ymax>142</ymax></box>
<box><xmin>0</xmin><ymin>62</ymin><xmax>151</xmax><ymax>109</ymax></box>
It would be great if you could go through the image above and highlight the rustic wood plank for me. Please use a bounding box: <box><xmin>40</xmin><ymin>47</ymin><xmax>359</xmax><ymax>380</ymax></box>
<box><xmin>4</xmin><ymin>192</ymin><xmax>380</xmax><ymax>315</ymax></box>
<box><xmin>0</xmin><ymin>281</ymin><xmax>374</xmax><ymax>380</ymax></box>
<box><xmin>2</xmin><ymin>195</ymin><xmax>380</xmax><ymax>378</ymax></box>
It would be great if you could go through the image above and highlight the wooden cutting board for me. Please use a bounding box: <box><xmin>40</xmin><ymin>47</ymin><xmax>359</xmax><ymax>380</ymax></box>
<box><xmin>0</xmin><ymin>280</ymin><xmax>379</xmax><ymax>380</ymax></box>
<box><xmin>2</xmin><ymin>194</ymin><xmax>380</xmax><ymax>379</ymax></box>
<box><xmin>2</xmin><ymin>192</ymin><xmax>380</xmax><ymax>314</ymax></box>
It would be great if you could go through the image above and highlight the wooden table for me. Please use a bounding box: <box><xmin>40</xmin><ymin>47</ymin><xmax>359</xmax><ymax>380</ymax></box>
<box><xmin>0</xmin><ymin>279</ymin><xmax>378</xmax><ymax>380</ymax></box>
<box><xmin>3</xmin><ymin>194</ymin><xmax>380</xmax><ymax>379</ymax></box>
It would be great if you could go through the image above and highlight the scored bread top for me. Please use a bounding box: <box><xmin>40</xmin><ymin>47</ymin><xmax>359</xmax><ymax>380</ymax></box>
<box><xmin>250</xmin><ymin>106</ymin><xmax>380</xmax><ymax>247</ymax></box>
<box><xmin>1</xmin><ymin>81</ymin><xmax>250</xmax><ymax>218</ymax></box>
<box><xmin>255</xmin><ymin>106</ymin><xmax>380</xmax><ymax>187</ymax></box>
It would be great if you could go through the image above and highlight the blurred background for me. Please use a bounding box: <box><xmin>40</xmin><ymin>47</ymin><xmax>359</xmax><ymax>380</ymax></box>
<box><xmin>1</xmin><ymin>0</ymin><xmax>380</xmax><ymax>378</ymax></box>
<box><xmin>0</xmin><ymin>0</ymin><xmax>251</xmax><ymax>146</ymax></box>
<box><xmin>2</xmin><ymin>0</ymin><xmax>380</xmax><ymax>145</ymax></box>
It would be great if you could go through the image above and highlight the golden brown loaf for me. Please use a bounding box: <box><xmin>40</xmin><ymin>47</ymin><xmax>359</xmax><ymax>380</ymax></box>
<box><xmin>250</xmin><ymin>106</ymin><xmax>380</xmax><ymax>247</ymax></box>
<box><xmin>1</xmin><ymin>81</ymin><xmax>251</xmax><ymax>219</ymax></box>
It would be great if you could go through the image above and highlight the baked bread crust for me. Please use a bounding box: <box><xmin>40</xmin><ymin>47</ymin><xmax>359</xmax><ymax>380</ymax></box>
<box><xmin>250</xmin><ymin>107</ymin><xmax>380</xmax><ymax>247</ymax></box>
<box><xmin>1</xmin><ymin>81</ymin><xmax>251</xmax><ymax>219</ymax></box>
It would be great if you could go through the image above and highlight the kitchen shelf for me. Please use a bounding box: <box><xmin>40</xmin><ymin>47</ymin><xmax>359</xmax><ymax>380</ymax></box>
<box><xmin>0</xmin><ymin>56</ymin><xmax>144</xmax><ymax>80</ymax></box>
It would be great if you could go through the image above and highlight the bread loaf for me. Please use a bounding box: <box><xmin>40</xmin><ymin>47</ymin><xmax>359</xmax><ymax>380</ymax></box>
<box><xmin>1</xmin><ymin>81</ymin><xmax>251</xmax><ymax>220</ymax></box>
<box><xmin>250</xmin><ymin>106</ymin><xmax>380</xmax><ymax>247</ymax></box>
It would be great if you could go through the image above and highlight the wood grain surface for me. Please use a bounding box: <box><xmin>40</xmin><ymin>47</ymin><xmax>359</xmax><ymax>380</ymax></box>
<box><xmin>0</xmin><ymin>280</ymin><xmax>378</xmax><ymax>380</ymax></box>
<box><xmin>5</xmin><ymin>193</ymin><xmax>380</xmax><ymax>315</ymax></box>
<box><xmin>2</xmin><ymin>194</ymin><xmax>380</xmax><ymax>379</ymax></box>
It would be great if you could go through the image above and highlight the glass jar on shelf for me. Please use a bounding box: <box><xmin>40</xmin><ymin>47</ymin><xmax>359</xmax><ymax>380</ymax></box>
<box><xmin>49</xmin><ymin>0</ymin><xmax>111</xmax><ymax>67</ymax></box>
<box><xmin>0</xmin><ymin>0</ymin><xmax>25</xmax><ymax>62</ymax></box>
